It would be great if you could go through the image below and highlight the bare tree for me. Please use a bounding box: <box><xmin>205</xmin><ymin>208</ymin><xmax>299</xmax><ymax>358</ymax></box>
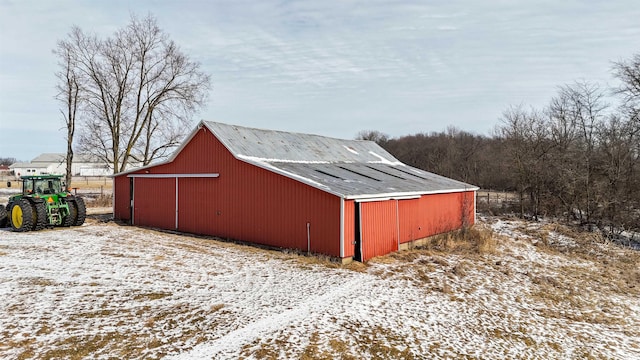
<box><xmin>0</xmin><ymin>158</ymin><xmax>16</xmax><ymax>166</ymax></box>
<box><xmin>499</xmin><ymin>105</ymin><xmax>554</xmax><ymax>219</ymax></box>
<box><xmin>58</xmin><ymin>14</ymin><xmax>211</xmax><ymax>173</ymax></box>
<box><xmin>558</xmin><ymin>82</ymin><xmax>608</xmax><ymax>227</ymax></box>
<box><xmin>54</xmin><ymin>36</ymin><xmax>83</xmax><ymax>188</ymax></box>
<box><xmin>356</xmin><ymin>130</ymin><xmax>389</xmax><ymax>145</ymax></box>
<box><xmin>613</xmin><ymin>54</ymin><xmax>640</xmax><ymax>132</ymax></box>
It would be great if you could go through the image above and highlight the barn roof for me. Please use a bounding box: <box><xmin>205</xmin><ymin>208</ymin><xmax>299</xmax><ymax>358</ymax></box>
<box><xmin>203</xmin><ymin>121</ymin><xmax>478</xmax><ymax>199</ymax></box>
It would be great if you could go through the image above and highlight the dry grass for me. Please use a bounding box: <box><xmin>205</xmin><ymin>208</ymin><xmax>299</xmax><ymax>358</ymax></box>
<box><xmin>423</xmin><ymin>226</ymin><xmax>497</xmax><ymax>255</ymax></box>
<box><xmin>68</xmin><ymin>178</ymin><xmax>113</xmax><ymax>190</ymax></box>
<box><xmin>86</xmin><ymin>194</ymin><xmax>113</xmax><ymax>207</ymax></box>
<box><xmin>240</xmin><ymin>326</ymin><xmax>417</xmax><ymax>360</ymax></box>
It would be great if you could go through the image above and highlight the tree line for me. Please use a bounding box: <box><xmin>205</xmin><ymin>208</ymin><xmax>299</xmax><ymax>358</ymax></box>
<box><xmin>360</xmin><ymin>54</ymin><xmax>640</xmax><ymax>236</ymax></box>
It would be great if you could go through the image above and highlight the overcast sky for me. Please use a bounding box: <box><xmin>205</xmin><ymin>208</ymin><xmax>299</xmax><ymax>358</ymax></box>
<box><xmin>1</xmin><ymin>0</ymin><xmax>639</xmax><ymax>161</ymax></box>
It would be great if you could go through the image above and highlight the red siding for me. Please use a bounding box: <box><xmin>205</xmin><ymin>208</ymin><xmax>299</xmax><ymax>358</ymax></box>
<box><xmin>113</xmin><ymin>176</ymin><xmax>131</xmax><ymax>221</ymax></box>
<box><xmin>115</xmin><ymin>126</ymin><xmax>342</xmax><ymax>257</ymax></box>
<box><xmin>133</xmin><ymin>178</ymin><xmax>175</xmax><ymax>229</ymax></box>
<box><xmin>398</xmin><ymin>198</ymin><xmax>421</xmax><ymax>243</ymax></box>
<box><xmin>397</xmin><ymin>191</ymin><xmax>476</xmax><ymax>243</ymax></box>
<box><xmin>360</xmin><ymin>201</ymin><xmax>398</xmax><ymax>261</ymax></box>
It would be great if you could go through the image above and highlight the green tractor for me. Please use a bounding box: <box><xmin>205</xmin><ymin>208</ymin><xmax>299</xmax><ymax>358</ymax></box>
<box><xmin>0</xmin><ymin>175</ymin><xmax>86</xmax><ymax>232</ymax></box>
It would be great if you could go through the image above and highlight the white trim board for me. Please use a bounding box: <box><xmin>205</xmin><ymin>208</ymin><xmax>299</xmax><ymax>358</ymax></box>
<box><xmin>127</xmin><ymin>173</ymin><xmax>220</xmax><ymax>178</ymax></box>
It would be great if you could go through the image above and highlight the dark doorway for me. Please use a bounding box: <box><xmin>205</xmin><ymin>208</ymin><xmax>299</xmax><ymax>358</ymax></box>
<box><xmin>129</xmin><ymin>177</ymin><xmax>134</xmax><ymax>224</ymax></box>
<box><xmin>354</xmin><ymin>202</ymin><xmax>362</xmax><ymax>262</ymax></box>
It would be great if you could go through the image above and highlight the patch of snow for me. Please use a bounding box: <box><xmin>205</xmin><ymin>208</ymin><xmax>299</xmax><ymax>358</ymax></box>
<box><xmin>236</xmin><ymin>154</ymin><xmax>330</xmax><ymax>165</ymax></box>
<box><xmin>236</xmin><ymin>155</ymin><xmax>330</xmax><ymax>190</ymax></box>
<box><xmin>0</xmin><ymin>217</ymin><xmax>638</xmax><ymax>359</ymax></box>
<box><xmin>343</xmin><ymin>145</ymin><xmax>359</xmax><ymax>155</ymax></box>
<box><xmin>367</xmin><ymin>151</ymin><xmax>403</xmax><ymax>166</ymax></box>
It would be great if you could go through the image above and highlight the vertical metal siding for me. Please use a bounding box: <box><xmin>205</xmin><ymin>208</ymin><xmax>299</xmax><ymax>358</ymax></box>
<box><xmin>420</xmin><ymin>191</ymin><xmax>475</xmax><ymax>237</ymax></box>
<box><xmin>113</xmin><ymin>175</ymin><xmax>131</xmax><ymax>221</ymax></box>
<box><xmin>397</xmin><ymin>191</ymin><xmax>476</xmax><ymax>243</ymax></box>
<box><xmin>464</xmin><ymin>191</ymin><xmax>476</xmax><ymax>226</ymax></box>
<box><xmin>133</xmin><ymin>178</ymin><xmax>176</xmax><ymax>228</ymax></box>
<box><xmin>398</xmin><ymin>198</ymin><xmax>422</xmax><ymax>243</ymax></box>
<box><xmin>360</xmin><ymin>200</ymin><xmax>398</xmax><ymax>261</ymax></box>
<box><xmin>115</xmin><ymin>127</ymin><xmax>343</xmax><ymax>258</ymax></box>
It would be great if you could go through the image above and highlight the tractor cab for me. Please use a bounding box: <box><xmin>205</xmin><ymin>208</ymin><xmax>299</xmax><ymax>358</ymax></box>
<box><xmin>22</xmin><ymin>175</ymin><xmax>65</xmax><ymax>195</ymax></box>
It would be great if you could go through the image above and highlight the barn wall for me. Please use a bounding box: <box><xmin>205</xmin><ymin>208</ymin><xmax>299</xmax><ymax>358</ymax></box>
<box><xmin>114</xmin><ymin>126</ymin><xmax>342</xmax><ymax>257</ymax></box>
<box><xmin>397</xmin><ymin>191</ymin><xmax>476</xmax><ymax>243</ymax></box>
<box><xmin>133</xmin><ymin>177</ymin><xmax>175</xmax><ymax>228</ymax></box>
<box><xmin>113</xmin><ymin>175</ymin><xmax>131</xmax><ymax>221</ymax></box>
<box><xmin>360</xmin><ymin>200</ymin><xmax>398</xmax><ymax>261</ymax></box>
<box><xmin>398</xmin><ymin>198</ymin><xmax>421</xmax><ymax>243</ymax></box>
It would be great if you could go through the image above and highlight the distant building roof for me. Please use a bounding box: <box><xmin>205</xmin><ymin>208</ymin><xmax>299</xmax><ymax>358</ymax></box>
<box><xmin>9</xmin><ymin>162</ymin><xmax>45</xmax><ymax>169</ymax></box>
<box><xmin>31</xmin><ymin>153</ymin><xmax>66</xmax><ymax>163</ymax></box>
<box><xmin>31</xmin><ymin>153</ymin><xmax>99</xmax><ymax>164</ymax></box>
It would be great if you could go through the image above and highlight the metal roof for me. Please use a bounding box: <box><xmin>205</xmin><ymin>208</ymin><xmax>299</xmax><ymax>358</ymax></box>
<box><xmin>204</xmin><ymin>121</ymin><xmax>402</xmax><ymax>164</ymax></box>
<box><xmin>30</xmin><ymin>153</ymin><xmax>66</xmax><ymax>163</ymax></box>
<box><xmin>9</xmin><ymin>162</ymin><xmax>43</xmax><ymax>169</ymax></box>
<box><xmin>30</xmin><ymin>153</ymin><xmax>101</xmax><ymax>164</ymax></box>
<box><xmin>204</xmin><ymin>121</ymin><xmax>478</xmax><ymax>199</ymax></box>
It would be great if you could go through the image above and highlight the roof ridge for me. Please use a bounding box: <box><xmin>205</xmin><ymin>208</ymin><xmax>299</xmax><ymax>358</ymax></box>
<box><xmin>203</xmin><ymin>121</ymin><xmax>401</xmax><ymax>165</ymax></box>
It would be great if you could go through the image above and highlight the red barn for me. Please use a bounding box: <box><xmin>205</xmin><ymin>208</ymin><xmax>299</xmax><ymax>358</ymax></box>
<box><xmin>113</xmin><ymin>121</ymin><xmax>478</xmax><ymax>262</ymax></box>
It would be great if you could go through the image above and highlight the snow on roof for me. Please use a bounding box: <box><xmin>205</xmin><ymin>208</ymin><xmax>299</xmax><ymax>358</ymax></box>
<box><xmin>204</xmin><ymin>121</ymin><xmax>478</xmax><ymax>199</ymax></box>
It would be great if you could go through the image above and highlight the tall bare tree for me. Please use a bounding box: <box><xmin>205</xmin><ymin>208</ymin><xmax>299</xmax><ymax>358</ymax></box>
<box><xmin>57</xmin><ymin>14</ymin><xmax>211</xmax><ymax>173</ymax></box>
<box><xmin>558</xmin><ymin>82</ymin><xmax>608</xmax><ymax>227</ymax></box>
<box><xmin>54</xmin><ymin>36</ymin><xmax>83</xmax><ymax>188</ymax></box>
<box><xmin>613</xmin><ymin>53</ymin><xmax>640</xmax><ymax>138</ymax></box>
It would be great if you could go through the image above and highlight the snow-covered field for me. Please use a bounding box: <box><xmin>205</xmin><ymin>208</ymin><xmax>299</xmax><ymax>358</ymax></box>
<box><xmin>1</xmin><ymin>215</ymin><xmax>638</xmax><ymax>359</ymax></box>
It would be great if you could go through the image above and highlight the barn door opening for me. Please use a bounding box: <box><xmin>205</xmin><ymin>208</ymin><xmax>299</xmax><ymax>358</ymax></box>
<box><xmin>129</xmin><ymin>177</ymin><xmax>134</xmax><ymax>225</ymax></box>
<box><xmin>358</xmin><ymin>200</ymin><xmax>398</xmax><ymax>261</ymax></box>
<box><xmin>354</xmin><ymin>202</ymin><xmax>362</xmax><ymax>262</ymax></box>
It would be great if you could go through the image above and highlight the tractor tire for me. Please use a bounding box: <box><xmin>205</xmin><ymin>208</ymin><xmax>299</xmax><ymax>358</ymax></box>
<box><xmin>73</xmin><ymin>197</ymin><xmax>86</xmax><ymax>227</ymax></box>
<box><xmin>62</xmin><ymin>199</ymin><xmax>76</xmax><ymax>227</ymax></box>
<box><xmin>32</xmin><ymin>201</ymin><xmax>47</xmax><ymax>231</ymax></box>
<box><xmin>9</xmin><ymin>199</ymin><xmax>35</xmax><ymax>232</ymax></box>
<box><xmin>0</xmin><ymin>205</ymin><xmax>7</xmax><ymax>228</ymax></box>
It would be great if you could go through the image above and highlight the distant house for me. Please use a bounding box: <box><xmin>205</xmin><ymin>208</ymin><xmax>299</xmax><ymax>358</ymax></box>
<box><xmin>9</xmin><ymin>162</ymin><xmax>49</xmax><ymax>177</ymax></box>
<box><xmin>113</xmin><ymin>121</ymin><xmax>479</xmax><ymax>262</ymax></box>
<box><xmin>10</xmin><ymin>153</ymin><xmax>111</xmax><ymax>177</ymax></box>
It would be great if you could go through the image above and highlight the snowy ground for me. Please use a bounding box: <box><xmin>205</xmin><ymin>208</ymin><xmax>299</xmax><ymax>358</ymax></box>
<box><xmin>0</xmin><ymin>215</ymin><xmax>638</xmax><ymax>359</ymax></box>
